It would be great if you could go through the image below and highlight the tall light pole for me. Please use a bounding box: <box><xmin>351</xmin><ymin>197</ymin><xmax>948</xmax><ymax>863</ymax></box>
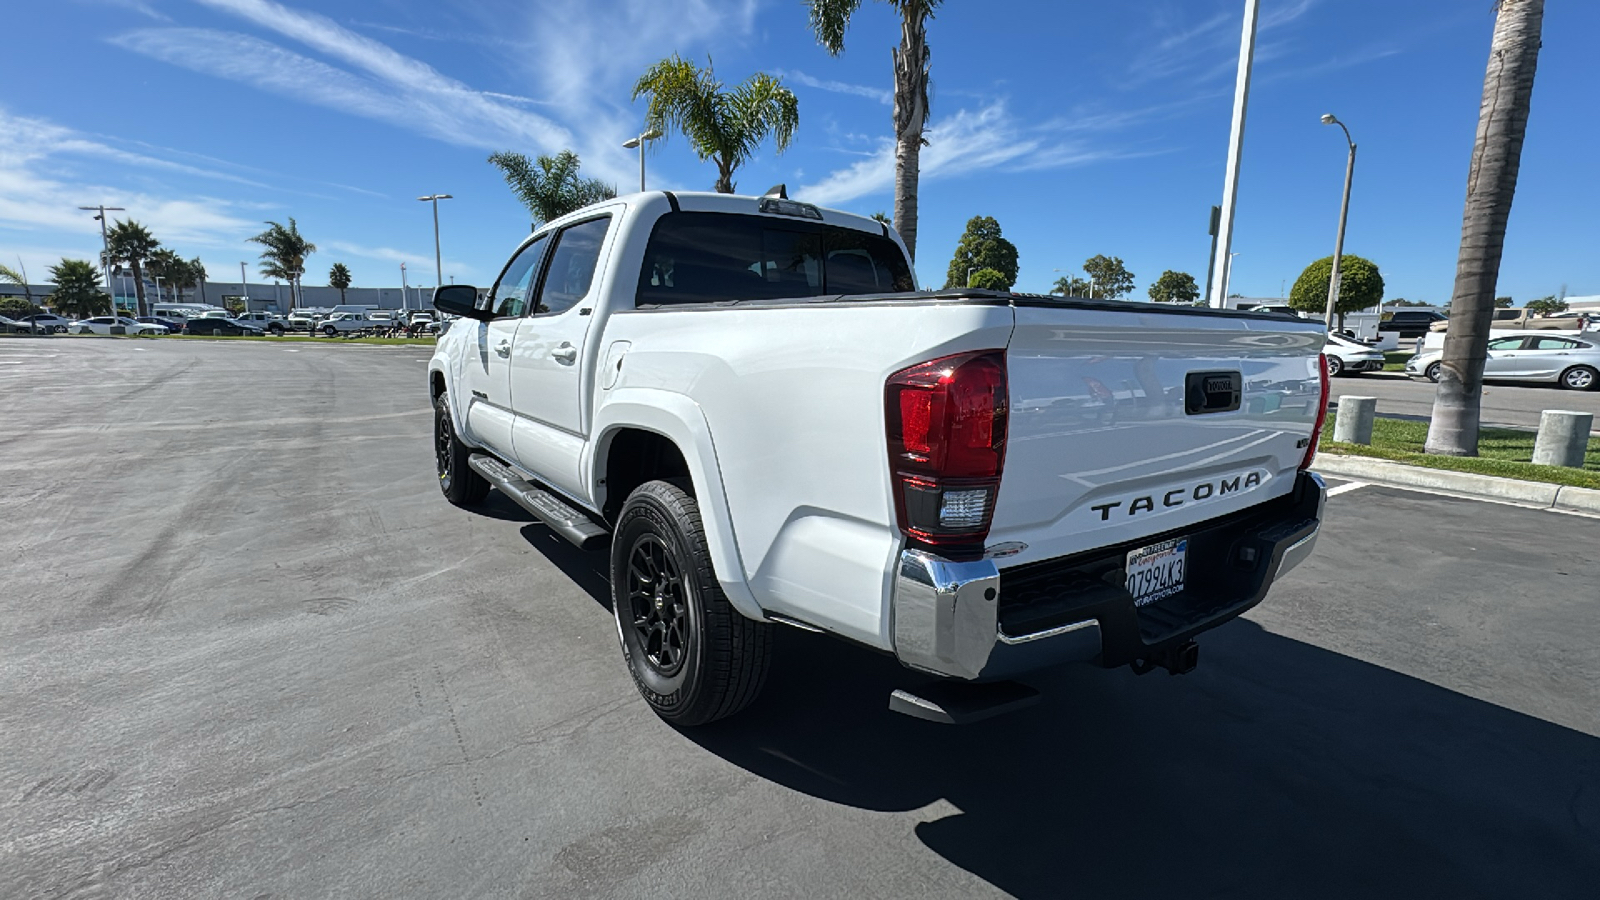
<box><xmin>417</xmin><ymin>194</ymin><xmax>452</xmax><ymax>288</ymax></box>
<box><xmin>1208</xmin><ymin>0</ymin><xmax>1260</xmax><ymax>308</ymax></box>
<box><xmin>240</xmin><ymin>261</ymin><xmax>250</xmax><ymax>312</ymax></box>
<box><xmin>1222</xmin><ymin>252</ymin><xmax>1241</xmax><ymax>305</ymax></box>
<box><xmin>621</xmin><ymin>128</ymin><xmax>664</xmax><ymax>193</ymax></box>
<box><xmin>1321</xmin><ymin>113</ymin><xmax>1357</xmax><ymax>330</ymax></box>
<box><xmin>78</xmin><ymin>205</ymin><xmax>125</xmax><ymax>313</ymax></box>
<box><xmin>400</xmin><ymin>262</ymin><xmax>409</xmax><ymax>311</ymax></box>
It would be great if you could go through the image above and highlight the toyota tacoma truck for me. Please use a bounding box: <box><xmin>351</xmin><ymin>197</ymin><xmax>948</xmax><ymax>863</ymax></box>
<box><xmin>427</xmin><ymin>190</ymin><xmax>1329</xmax><ymax>726</ymax></box>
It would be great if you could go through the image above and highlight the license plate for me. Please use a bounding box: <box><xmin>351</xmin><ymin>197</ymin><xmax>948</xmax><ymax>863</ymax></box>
<box><xmin>1125</xmin><ymin>538</ymin><xmax>1187</xmax><ymax>607</ymax></box>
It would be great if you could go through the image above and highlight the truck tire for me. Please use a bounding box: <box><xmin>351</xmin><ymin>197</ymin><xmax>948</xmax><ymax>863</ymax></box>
<box><xmin>268</xmin><ymin>323</ymin><xmax>285</xmax><ymax>336</ymax></box>
<box><xmin>323</xmin><ymin>324</ymin><xmax>338</xmax><ymax>337</ymax></box>
<box><xmin>611</xmin><ymin>480</ymin><xmax>772</xmax><ymax>726</ymax></box>
<box><xmin>434</xmin><ymin>391</ymin><xmax>488</xmax><ymax>506</ymax></box>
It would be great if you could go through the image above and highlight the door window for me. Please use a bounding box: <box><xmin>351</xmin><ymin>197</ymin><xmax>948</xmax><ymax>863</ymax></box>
<box><xmin>533</xmin><ymin>217</ymin><xmax>610</xmax><ymax>316</ymax></box>
<box><xmin>490</xmin><ymin>235</ymin><xmax>547</xmax><ymax>318</ymax></box>
<box><xmin>1530</xmin><ymin>337</ymin><xmax>1580</xmax><ymax>350</ymax></box>
<box><xmin>1486</xmin><ymin>337</ymin><xmax>1527</xmax><ymax>351</ymax></box>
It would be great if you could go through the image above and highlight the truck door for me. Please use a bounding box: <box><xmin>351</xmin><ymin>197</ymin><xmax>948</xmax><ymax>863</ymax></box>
<box><xmin>461</xmin><ymin>234</ymin><xmax>546</xmax><ymax>457</ymax></box>
<box><xmin>508</xmin><ymin>214</ymin><xmax>614</xmax><ymax>500</ymax></box>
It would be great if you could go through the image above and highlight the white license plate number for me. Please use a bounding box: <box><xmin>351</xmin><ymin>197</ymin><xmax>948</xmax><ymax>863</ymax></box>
<box><xmin>1125</xmin><ymin>538</ymin><xmax>1187</xmax><ymax>607</ymax></box>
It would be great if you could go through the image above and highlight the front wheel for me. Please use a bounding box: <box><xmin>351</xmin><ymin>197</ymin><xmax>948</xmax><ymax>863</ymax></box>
<box><xmin>434</xmin><ymin>391</ymin><xmax>488</xmax><ymax>506</ymax></box>
<box><xmin>611</xmin><ymin>480</ymin><xmax>772</xmax><ymax>727</ymax></box>
<box><xmin>1425</xmin><ymin>361</ymin><xmax>1443</xmax><ymax>383</ymax></box>
<box><xmin>1560</xmin><ymin>366</ymin><xmax>1598</xmax><ymax>391</ymax></box>
<box><xmin>323</xmin><ymin>324</ymin><xmax>338</xmax><ymax>337</ymax></box>
<box><xmin>1326</xmin><ymin>355</ymin><xmax>1345</xmax><ymax>377</ymax></box>
<box><xmin>268</xmin><ymin>324</ymin><xmax>285</xmax><ymax>336</ymax></box>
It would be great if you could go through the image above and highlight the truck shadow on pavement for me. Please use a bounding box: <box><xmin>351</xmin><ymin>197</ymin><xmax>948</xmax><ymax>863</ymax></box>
<box><xmin>683</xmin><ymin>622</ymin><xmax>1600</xmax><ymax>899</ymax></box>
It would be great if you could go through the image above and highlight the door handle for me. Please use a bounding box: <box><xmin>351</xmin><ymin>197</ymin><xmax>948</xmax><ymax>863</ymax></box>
<box><xmin>495</xmin><ymin>340</ymin><xmax>512</xmax><ymax>357</ymax></box>
<box><xmin>551</xmin><ymin>344</ymin><xmax>577</xmax><ymax>363</ymax></box>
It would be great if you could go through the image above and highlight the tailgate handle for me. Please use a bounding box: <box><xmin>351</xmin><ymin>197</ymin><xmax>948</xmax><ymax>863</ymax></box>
<box><xmin>1185</xmin><ymin>371</ymin><xmax>1241</xmax><ymax>415</ymax></box>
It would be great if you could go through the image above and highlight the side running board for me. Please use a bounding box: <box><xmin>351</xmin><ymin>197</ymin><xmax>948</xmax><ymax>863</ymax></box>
<box><xmin>467</xmin><ymin>453</ymin><xmax>610</xmax><ymax>550</ymax></box>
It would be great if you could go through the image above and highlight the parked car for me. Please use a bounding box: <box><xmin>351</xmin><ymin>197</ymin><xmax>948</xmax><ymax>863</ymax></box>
<box><xmin>234</xmin><ymin>311</ymin><xmax>288</xmax><ymax>335</ymax></box>
<box><xmin>183</xmin><ymin>317</ymin><xmax>264</xmax><ymax>336</ymax></box>
<box><xmin>72</xmin><ymin>316</ymin><xmax>167</xmax><ymax>335</ymax></box>
<box><xmin>317</xmin><ymin>311</ymin><xmax>384</xmax><ymax>336</ymax></box>
<box><xmin>135</xmin><ymin>316</ymin><xmax>185</xmax><ymax>333</ymax></box>
<box><xmin>1428</xmin><ymin>307</ymin><xmax>1584</xmax><ymax>333</ymax></box>
<box><xmin>1324</xmin><ymin>333</ymin><xmax>1386</xmax><ymax>377</ymax></box>
<box><xmin>1406</xmin><ymin>332</ymin><xmax>1600</xmax><ymax>390</ymax></box>
<box><xmin>0</xmin><ymin>314</ymin><xmax>39</xmax><ymax>334</ymax></box>
<box><xmin>1379</xmin><ymin>310</ymin><xmax>1447</xmax><ymax>338</ymax></box>
<box><xmin>286</xmin><ymin>310</ymin><xmax>324</xmax><ymax>332</ymax></box>
<box><xmin>18</xmin><ymin>313</ymin><xmax>72</xmax><ymax>333</ymax></box>
<box><xmin>426</xmin><ymin>190</ymin><xmax>1330</xmax><ymax>725</ymax></box>
<box><xmin>407</xmin><ymin>310</ymin><xmax>440</xmax><ymax>335</ymax></box>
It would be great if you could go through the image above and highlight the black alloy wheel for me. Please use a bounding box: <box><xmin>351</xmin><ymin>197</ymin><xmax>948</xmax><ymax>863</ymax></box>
<box><xmin>433</xmin><ymin>392</ymin><xmax>488</xmax><ymax>505</ymax></box>
<box><xmin>624</xmin><ymin>534</ymin><xmax>691</xmax><ymax>676</ymax></box>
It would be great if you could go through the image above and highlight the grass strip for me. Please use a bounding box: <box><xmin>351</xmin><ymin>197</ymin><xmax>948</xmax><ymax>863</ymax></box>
<box><xmin>1321</xmin><ymin>411</ymin><xmax>1600</xmax><ymax>489</ymax></box>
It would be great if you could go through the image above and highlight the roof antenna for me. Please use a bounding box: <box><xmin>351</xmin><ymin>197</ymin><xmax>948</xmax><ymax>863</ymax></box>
<box><xmin>762</xmin><ymin>184</ymin><xmax>788</xmax><ymax>200</ymax></box>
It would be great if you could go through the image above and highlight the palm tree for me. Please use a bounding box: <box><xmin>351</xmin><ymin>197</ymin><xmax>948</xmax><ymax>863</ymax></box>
<box><xmin>488</xmin><ymin>150</ymin><xmax>617</xmax><ymax>226</ymax></box>
<box><xmin>105</xmin><ymin>220</ymin><xmax>159</xmax><ymax>316</ymax></box>
<box><xmin>1425</xmin><ymin>0</ymin><xmax>1544</xmax><ymax>457</ymax></box>
<box><xmin>329</xmin><ymin>262</ymin><xmax>352</xmax><ymax>303</ymax></box>
<box><xmin>808</xmin><ymin>0</ymin><xmax>938</xmax><ymax>262</ymax></box>
<box><xmin>632</xmin><ymin>55</ymin><xmax>800</xmax><ymax>194</ymax></box>
<box><xmin>249</xmin><ymin>219</ymin><xmax>316</xmax><ymax>309</ymax></box>
<box><xmin>47</xmin><ymin>259</ymin><xmax>110</xmax><ymax>319</ymax></box>
<box><xmin>189</xmin><ymin>257</ymin><xmax>208</xmax><ymax>305</ymax></box>
<box><xmin>147</xmin><ymin>249</ymin><xmax>188</xmax><ymax>303</ymax></box>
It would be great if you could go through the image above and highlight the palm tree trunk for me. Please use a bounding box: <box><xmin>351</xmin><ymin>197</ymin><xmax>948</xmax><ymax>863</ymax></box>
<box><xmin>131</xmin><ymin>261</ymin><xmax>147</xmax><ymax>317</ymax></box>
<box><xmin>715</xmin><ymin>158</ymin><xmax>735</xmax><ymax>194</ymax></box>
<box><xmin>1425</xmin><ymin>0</ymin><xmax>1544</xmax><ymax>456</ymax></box>
<box><xmin>891</xmin><ymin>8</ymin><xmax>931</xmax><ymax>264</ymax></box>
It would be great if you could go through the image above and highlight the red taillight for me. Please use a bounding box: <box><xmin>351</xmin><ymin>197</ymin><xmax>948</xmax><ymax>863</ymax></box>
<box><xmin>886</xmin><ymin>350</ymin><xmax>1008</xmax><ymax>553</ymax></box>
<box><xmin>1301</xmin><ymin>352</ymin><xmax>1331</xmax><ymax>470</ymax></box>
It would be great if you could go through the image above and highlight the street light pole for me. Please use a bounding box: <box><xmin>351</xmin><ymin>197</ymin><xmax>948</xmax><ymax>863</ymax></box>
<box><xmin>1321</xmin><ymin>113</ymin><xmax>1357</xmax><ymax>330</ymax></box>
<box><xmin>417</xmin><ymin>194</ymin><xmax>453</xmax><ymax>288</ymax></box>
<box><xmin>78</xmin><ymin>205</ymin><xmax>125</xmax><ymax>313</ymax></box>
<box><xmin>1222</xmin><ymin>252</ymin><xmax>1241</xmax><ymax>305</ymax></box>
<box><xmin>1208</xmin><ymin>0</ymin><xmax>1260</xmax><ymax>308</ymax></box>
<box><xmin>621</xmin><ymin>128</ymin><xmax>664</xmax><ymax>192</ymax></box>
<box><xmin>240</xmin><ymin>261</ymin><xmax>249</xmax><ymax>312</ymax></box>
<box><xmin>400</xmin><ymin>262</ymin><xmax>409</xmax><ymax>311</ymax></box>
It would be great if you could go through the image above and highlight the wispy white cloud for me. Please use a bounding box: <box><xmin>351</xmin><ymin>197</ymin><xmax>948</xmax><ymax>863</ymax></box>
<box><xmin>799</xmin><ymin>101</ymin><xmax>1165</xmax><ymax>207</ymax></box>
<box><xmin>321</xmin><ymin>239</ymin><xmax>477</xmax><ymax>280</ymax></box>
<box><xmin>1126</xmin><ymin>0</ymin><xmax>1320</xmax><ymax>87</ymax></box>
<box><xmin>772</xmin><ymin>69</ymin><xmax>892</xmax><ymax>105</ymax></box>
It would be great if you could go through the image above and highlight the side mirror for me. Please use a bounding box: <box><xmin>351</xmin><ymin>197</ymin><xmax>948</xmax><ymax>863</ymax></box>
<box><xmin>433</xmin><ymin>284</ymin><xmax>493</xmax><ymax>321</ymax></box>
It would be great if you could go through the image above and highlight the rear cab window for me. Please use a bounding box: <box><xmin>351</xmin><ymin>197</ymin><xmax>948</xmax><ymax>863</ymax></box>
<box><xmin>635</xmin><ymin>212</ymin><xmax>913</xmax><ymax>308</ymax></box>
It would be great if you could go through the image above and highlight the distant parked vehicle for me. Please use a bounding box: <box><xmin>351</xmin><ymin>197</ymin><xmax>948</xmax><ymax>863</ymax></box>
<box><xmin>318</xmin><ymin>311</ymin><xmax>384</xmax><ymax>336</ymax></box>
<box><xmin>1428</xmin><ymin>307</ymin><xmax>1584</xmax><ymax>333</ymax></box>
<box><xmin>73</xmin><ymin>316</ymin><xmax>166</xmax><ymax>335</ymax></box>
<box><xmin>183</xmin><ymin>318</ymin><xmax>264</xmax><ymax>336</ymax></box>
<box><xmin>286</xmin><ymin>310</ymin><xmax>324</xmax><ymax>332</ymax></box>
<box><xmin>1323</xmin><ymin>334</ymin><xmax>1386</xmax><ymax>377</ymax></box>
<box><xmin>1379</xmin><ymin>310</ymin><xmax>1447</xmax><ymax>338</ymax></box>
<box><xmin>19</xmin><ymin>313</ymin><xmax>72</xmax><ymax>333</ymax></box>
<box><xmin>234</xmin><ymin>311</ymin><xmax>288</xmax><ymax>335</ymax></box>
<box><xmin>0</xmin><ymin>314</ymin><xmax>38</xmax><ymax>334</ymax></box>
<box><xmin>136</xmin><ymin>316</ymin><xmax>185</xmax><ymax>333</ymax></box>
<box><xmin>152</xmin><ymin>303</ymin><xmax>224</xmax><ymax>319</ymax></box>
<box><xmin>1407</xmin><ymin>331</ymin><xmax>1600</xmax><ymax>390</ymax></box>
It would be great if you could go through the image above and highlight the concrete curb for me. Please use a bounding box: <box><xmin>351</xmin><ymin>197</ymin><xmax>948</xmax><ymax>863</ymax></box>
<box><xmin>1314</xmin><ymin>453</ymin><xmax>1600</xmax><ymax>514</ymax></box>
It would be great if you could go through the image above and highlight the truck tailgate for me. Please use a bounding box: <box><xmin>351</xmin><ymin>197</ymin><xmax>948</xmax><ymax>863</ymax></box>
<box><xmin>991</xmin><ymin>304</ymin><xmax>1325</xmax><ymax>568</ymax></box>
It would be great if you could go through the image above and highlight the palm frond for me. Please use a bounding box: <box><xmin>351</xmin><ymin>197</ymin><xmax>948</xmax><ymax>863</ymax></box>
<box><xmin>807</xmin><ymin>0</ymin><xmax>864</xmax><ymax>55</ymax></box>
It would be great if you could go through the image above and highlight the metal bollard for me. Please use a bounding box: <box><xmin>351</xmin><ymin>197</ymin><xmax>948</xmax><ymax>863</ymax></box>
<box><xmin>1332</xmin><ymin>396</ymin><xmax>1377</xmax><ymax>445</ymax></box>
<box><xmin>1532</xmin><ymin>410</ymin><xmax>1594</xmax><ymax>468</ymax></box>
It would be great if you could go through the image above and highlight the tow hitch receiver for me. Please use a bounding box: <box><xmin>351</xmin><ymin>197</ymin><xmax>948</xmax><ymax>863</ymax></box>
<box><xmin>889</xmin><ymin>680</ymin><xmax>1040</xmax><ymax>725</ymax></box>
<box><xmin>1131</xmin><ymin>640</ymin><xmax>1200</xmax><ymax>676</ymax></box>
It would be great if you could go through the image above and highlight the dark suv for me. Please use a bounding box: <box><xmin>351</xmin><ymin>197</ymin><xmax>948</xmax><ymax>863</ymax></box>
<box><xmin>1378</xmin><ymin>310</ymin><xmax>1446</xmax><ymax>338</ymax></box>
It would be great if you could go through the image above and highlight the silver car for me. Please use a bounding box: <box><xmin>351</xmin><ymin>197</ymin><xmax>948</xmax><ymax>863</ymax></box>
<box><xmin>1406</xmin><ymin>331</ymin><xmax>1600</xmax><ymax>390</ymax></box>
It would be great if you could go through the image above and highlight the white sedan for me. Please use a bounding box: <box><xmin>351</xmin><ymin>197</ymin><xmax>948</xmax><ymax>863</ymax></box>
<box><xmin>72</xmin><ymin>316</ymin><xmax>167</xmax><ymax>335</ymax></box>
<box><xmin>1324</xmin><ymin>333</ymin><xmax>1387</xmax><ymax>377</ymax></box>
<box><xmin>1407</xmin><ymin>331</ymin><xmax>1600</xmax><ymax>390</ymax></box>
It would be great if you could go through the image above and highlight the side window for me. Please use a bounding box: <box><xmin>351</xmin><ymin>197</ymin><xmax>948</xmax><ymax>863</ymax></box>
<box><xmin>1531</xmin><ymin>337</ymin><xmax>1578</xmax><ymax>350</ymax></box>
<box><xmin>490</xmin><ymin>236</ymin><xmax>547</xmax><ymax>318</ymax></box>
<box><xmin>532</xmin><ymin>217</ymin><xmax>610</xmax><ymax>316</ymax></box>
<box><xmin>1486</xmin><ymin>337</ymin><xmax>1526</xmax><ymax>351</ymax></box>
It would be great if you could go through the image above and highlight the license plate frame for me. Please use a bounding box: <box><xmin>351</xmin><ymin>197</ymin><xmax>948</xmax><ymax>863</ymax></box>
<box><xmin>1125</xmin><ymin>537</ymin><xmax>1188</xmax><ymax>607</ymax></box>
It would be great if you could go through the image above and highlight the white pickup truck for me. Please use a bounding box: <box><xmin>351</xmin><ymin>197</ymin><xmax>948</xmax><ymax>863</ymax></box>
<box><xmin>428</xmin><ymin>191</ymin><xmax>1330</xmax><ymax>725</ymax></box>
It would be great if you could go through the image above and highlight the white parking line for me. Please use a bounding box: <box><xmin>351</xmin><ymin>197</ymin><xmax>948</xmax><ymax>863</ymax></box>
<box><xmin>1327</xmin><ymin>481</ymin><xmax>1368</xmax><ymax>497</ymax></box>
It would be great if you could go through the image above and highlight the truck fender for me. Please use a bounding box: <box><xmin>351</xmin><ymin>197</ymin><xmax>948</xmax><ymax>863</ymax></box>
<box><xmin>589</xmin><ymin>388</ymin><xmax>763</xmax><ymax>621</ymax></box>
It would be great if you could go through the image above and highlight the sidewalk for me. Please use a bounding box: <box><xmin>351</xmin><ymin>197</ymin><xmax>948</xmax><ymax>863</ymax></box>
<box><xmin>1315</xmin><ymin>453</ymin><xmax>1600</xmax><ymax>515</ymax></box>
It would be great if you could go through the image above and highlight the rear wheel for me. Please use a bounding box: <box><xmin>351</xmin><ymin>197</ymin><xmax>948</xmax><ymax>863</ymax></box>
<box><xmin>268</xmin><ymin>324</ymin><xmax>285</xmax><ymax>336</ymax></box>
<box><xmin>1425</xmin><ymin>361</ymin><xmax>1443</xmax><ymax>383</ymax></box>
<box><xmin>1560</xmin><ymin>366</ymin><xmax>1598</xmax><ymax>391</ymax></box>
<box><xmin>433</xmin><ymin>391</ymin><xmax>488</xmax><ymax>506</ymax></box>
<box><xmin>611</xmin><ymin>480</ymin><xmax>772</xmax><ymax>726</ymax></box>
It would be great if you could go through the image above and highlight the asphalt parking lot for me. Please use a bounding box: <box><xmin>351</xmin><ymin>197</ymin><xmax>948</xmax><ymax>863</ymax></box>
<box><xmin>1331</xmin><ymin>369</ymin><xmax>1600</xmax><ymax>431</ymax></box>
<box><xmin>3</xmin><ymin>338</ymin><xmax>1597</xmax><ymax>899</ymax></box>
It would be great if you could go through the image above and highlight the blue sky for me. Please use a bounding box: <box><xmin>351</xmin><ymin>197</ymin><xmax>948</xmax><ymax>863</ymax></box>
<box><xmin>4</xmin><ymin>0</ymin><xmax>1596</xmax><ymax>303</ymax></box>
